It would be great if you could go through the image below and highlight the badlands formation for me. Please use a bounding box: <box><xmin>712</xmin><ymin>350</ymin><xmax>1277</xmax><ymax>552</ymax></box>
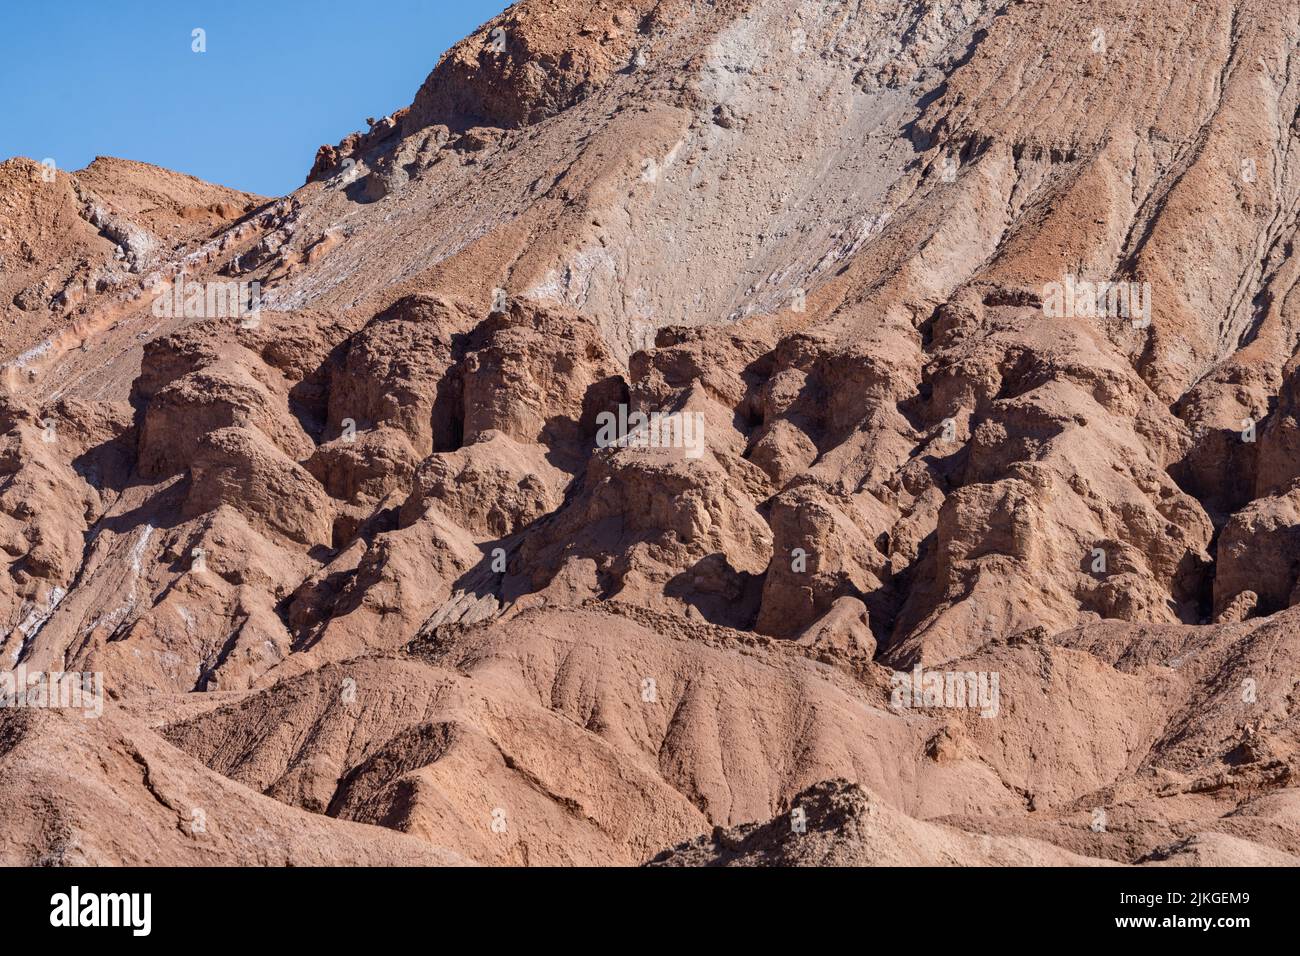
<box><xmin>2</xmin><ymin>0</ymin><xmax>1300</xmax><ymax>866</ymax></box>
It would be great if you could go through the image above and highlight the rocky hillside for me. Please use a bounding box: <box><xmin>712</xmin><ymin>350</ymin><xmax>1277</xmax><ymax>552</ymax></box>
<box><xmin>2</xmin><ymin>0</ymin><xmax>1299</xmax><ymax>866</ymax></box>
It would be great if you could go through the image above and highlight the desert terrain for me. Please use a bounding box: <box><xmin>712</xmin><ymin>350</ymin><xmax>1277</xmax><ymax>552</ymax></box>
<box><xmin>2</xmin><ymin>0</ymin><xmax>1299</xmax><ymax>867</ymax></box>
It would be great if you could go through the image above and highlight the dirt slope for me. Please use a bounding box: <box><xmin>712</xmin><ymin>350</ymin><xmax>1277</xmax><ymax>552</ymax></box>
<box><xmin>2</xmin><ymin>0</ymin><xmax>1299</xmax><ymax>866</ymax></box>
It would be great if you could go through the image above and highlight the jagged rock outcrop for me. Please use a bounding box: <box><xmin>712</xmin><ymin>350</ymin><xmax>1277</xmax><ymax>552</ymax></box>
<box><xmin>3</xmin><ymin>0</ymin><xmax>1300</xmax><ymax>867</ymax></box>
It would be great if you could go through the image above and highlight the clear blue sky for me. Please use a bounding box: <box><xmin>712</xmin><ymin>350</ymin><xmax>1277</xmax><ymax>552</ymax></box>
<box><xmin>0</xmin><ymin>0</ymin><xmax>510</xmax><ymax>197</ymax></box>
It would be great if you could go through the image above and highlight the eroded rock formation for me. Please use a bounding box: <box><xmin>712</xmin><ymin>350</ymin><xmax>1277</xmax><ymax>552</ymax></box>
<box><xmin>3</xmin><ymin>0</ymin><xmax>1300</xmax><ymax>866</ymax></box>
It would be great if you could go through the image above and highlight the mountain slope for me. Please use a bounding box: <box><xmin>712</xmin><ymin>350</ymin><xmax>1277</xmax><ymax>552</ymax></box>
<box><xmin>2</xmin><ymin>0</ymin><xmax>1299</xmax><ymax>866</ymax></box>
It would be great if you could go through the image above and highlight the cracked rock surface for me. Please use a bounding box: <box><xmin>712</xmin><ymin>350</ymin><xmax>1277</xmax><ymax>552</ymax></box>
<box><xmin>2</xmin><ymin>0</ymin><xmax>1300</xmax><ymax>866</ymax></box>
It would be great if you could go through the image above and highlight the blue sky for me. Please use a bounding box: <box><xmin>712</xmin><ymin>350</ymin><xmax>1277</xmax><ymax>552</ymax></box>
<box><xmin>0</xmin><ymin>0</ymin><xmax>510</xmax><ymax>196</ymax></box>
